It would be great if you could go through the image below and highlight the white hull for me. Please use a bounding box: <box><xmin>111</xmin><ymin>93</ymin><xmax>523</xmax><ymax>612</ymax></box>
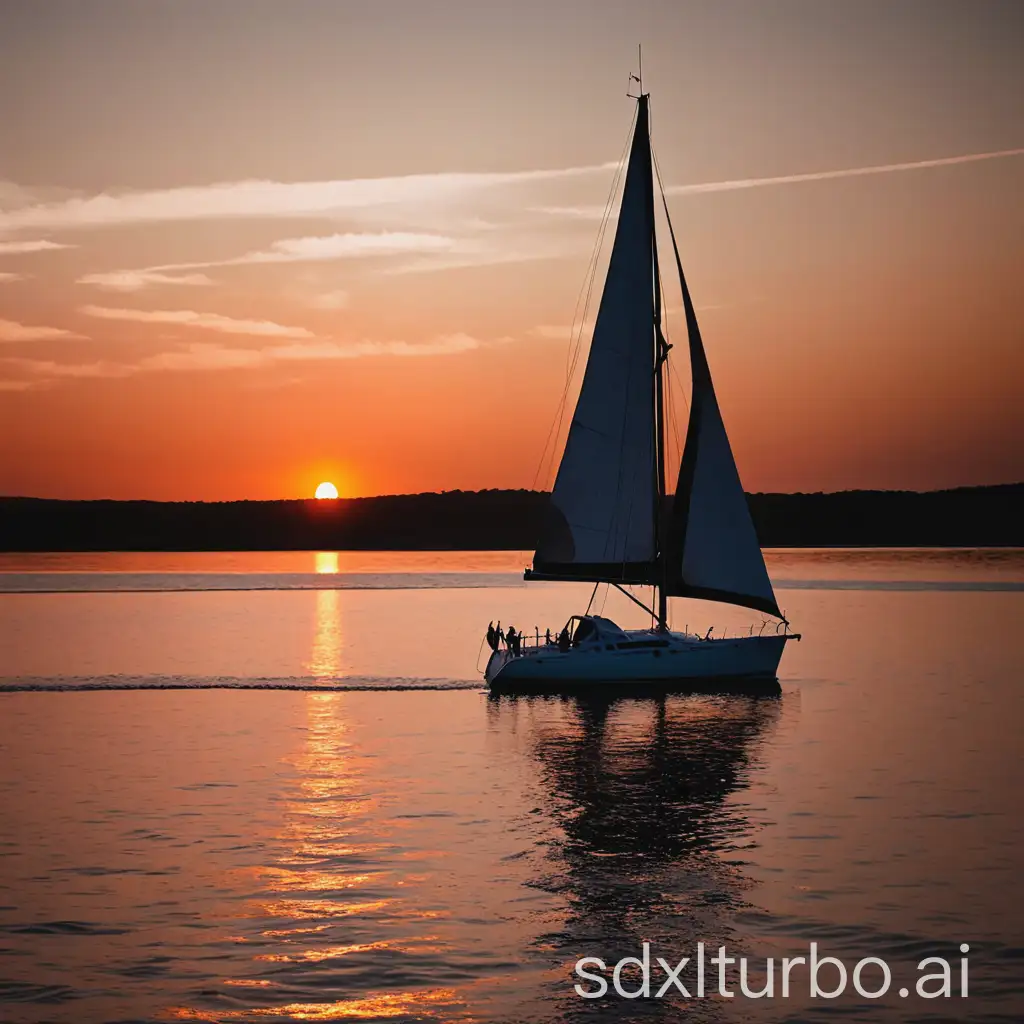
<box><xmin>486</xmin><ymin>628</ymin><xmax>791</xmax><ymax>695</ymax></box>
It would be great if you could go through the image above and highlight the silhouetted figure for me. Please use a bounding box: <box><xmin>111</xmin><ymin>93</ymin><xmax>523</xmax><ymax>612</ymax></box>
<box><xmin>507</xmin><ymin>625</ymin><xmax>520</xmax><ymax>656</ymax></box>
<box><xmin>558</xmin><ymin>627</ymin><xmax>570</xmax><ymax>653</ymax></box>
<box><xmin>545</xmin><ymin>628</ymin><xmax>552</xmax><ymax>645</ymax></box>
<box><xmin>486</xmin><ymin>622</ymin><xmax>498</xmax><ymax>651</ymax></box>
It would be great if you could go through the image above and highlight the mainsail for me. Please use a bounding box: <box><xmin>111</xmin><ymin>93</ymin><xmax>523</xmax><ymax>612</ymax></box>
<box><xmin>530</xmin><ymin>91</ymin><xmax>784</xmax><ymax>621</ymax></box>
<box><xmin>531</xmin><ymin>96</ymin><xmax>659</xmax><ymax>584</ymax></box>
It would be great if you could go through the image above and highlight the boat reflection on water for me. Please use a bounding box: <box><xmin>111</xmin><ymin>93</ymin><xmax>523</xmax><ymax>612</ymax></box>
<box><xmin>487</xmin><ymin>691</ymin><xmax>781</xmax><ymax>1020</ymax></box>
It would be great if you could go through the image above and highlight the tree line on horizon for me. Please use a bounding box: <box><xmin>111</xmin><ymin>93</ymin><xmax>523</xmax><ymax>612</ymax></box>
<box><xmin>0</xmin><ymin>484</ymin><xmax>1020</xmax><ymax>551</ymax></box>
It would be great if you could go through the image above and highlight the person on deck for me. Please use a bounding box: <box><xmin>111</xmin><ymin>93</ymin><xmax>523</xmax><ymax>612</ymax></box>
<box><xmin>557</xmin><ymin>627</ymin><xmax>570</xmax><ymax>653</ymax></box>
<box><xmin>507</xmin><ymin>625</ymin><xmax>520</xmax><ymax>656</ymax></box>
<box><xmin>486</xmin><ymin>622</ymin><xmax>497</xmax><ymax>651</ymax></box>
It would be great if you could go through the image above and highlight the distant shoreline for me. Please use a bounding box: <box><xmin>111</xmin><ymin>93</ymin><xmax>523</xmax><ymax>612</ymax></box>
<box><xmin>1</xmin><ymin>484</ymin><xmax>1021</xmax><ymax>552</ymax></box>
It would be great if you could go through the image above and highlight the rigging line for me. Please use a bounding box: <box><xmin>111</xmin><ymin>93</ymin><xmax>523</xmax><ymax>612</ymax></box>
<box><xmin>583</xmin><ymin>580</ymin><xmax>600</xmax><ymax>616</ymax></box>
<box><xmin>656</xmin><ymin>216</ymin><xmax>684</xmax><ymax>475</ymax></box>
<box><xmin>568</xmin><ymin>102</ymin><xmax>638</xmax><ymax>365</ymax></box>
<box><xmin>530</xmin><ymin>108</ymin><xmax>638</xmax><ymax>494</ymax></box>
<box><xmin>652</xmin><ymin>145</ymin><xmax>692</xmax><ymax>431</ymax></box>
<box><xmin>650</xmin><ymin>139</ymin><xmax>684</xmax><ymax>475</ymax></box>
<box><xmin>539</xmin><ymin>107</ymin><xmax>637</xmax><ymax>493</ymax></box>
<box><xmin>665</xmin><ymin>356</ymin><xmax>684</xmax><ymax>459</ymax></box>
<box><xmin>663</xmin><ymin>357</ymin><xmax>676</xmax><ymax>474</ymax></box>
<box><xmin>669</xmin><ymin>341</ymin><xmax>689</xmax><ymax>415</ymax></box>
<box><xmin>565</xmin><ymin>139</ymin><xmax>626</xmax><ymax>377</ymax></box>
<box><xmin>652</xmin><ymin>147</ymin><xmax>694</xmax><ymax>310</ymax></box>
<box><xmin>611</xmin><ymin>582</ymin><xmax>658</xmax><ymax>619</ymax></box>
<box><xmin>546</xmin><ymin>148</ymin><xmax>628</xmax><ymax>486</ymax></box>
<box><xmin>666</xmin><ymin>354</ymin><xmax>689</xmax><ymax>482</ymax></box>
<box><xmin>532</xmin><ymin>198</ymin><xmax>617</xmax><ymax>497</ymax></box>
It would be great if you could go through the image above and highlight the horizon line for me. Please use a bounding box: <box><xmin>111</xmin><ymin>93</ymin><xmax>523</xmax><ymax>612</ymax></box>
<box><xmin>2</xmin><ymin>481</ymin><xmax>1021</xmax><ymax>503</ymax></box>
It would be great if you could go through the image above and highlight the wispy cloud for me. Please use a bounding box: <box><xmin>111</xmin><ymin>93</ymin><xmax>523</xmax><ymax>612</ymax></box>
<box><xmin>268</xmin><ymin>335</ymin><xmax>484</xmax><ymax>360</ymax></box>
<box><xmin>0</xmin><ymin>272</ymin><xmax>25</xmax><ymax>283</ymax></box>
<box><xmin>153</xmin><ymin>232</ymin><xmax>458</xmax><ymax>273</ymax></box>
<box><xmin>3</xmin><ymin>332</ymin><xmax>489</xmax><ymax>388</ymax></box>
<box><xmin>386</xmin><ymin>243</ymin><xmax>572</xmax><ymax>275</ymax></box>
<box><xmin>78</xmin><ymin>270</ymin><xmax>215</xmax><ymax>293</ymax></box>
<box><xmin>0</xmin><ymin>164</ymin><xmax>617</xmax><ymax>234</ymax></box>
<box><xmin>136</xmin><ymin>344</ymin><xmax>269</xmax><ymax>372</ymax></box>
<box><xmin>534</xmin><ymin>148</ymin><xmax>1024</xmax><ymax>220</ymax></box>
<box><xmin>82</xmin><ymin>232</ymin><xmax>545</xmax><ymax>287</ymax></box>
<box><xmin>531</xmin><ymin>205</ymin><xmax>611</xmax><ymax>221</ymax></box>
<box><xmin>3</xmin><ymin>356</ymin><xmax>127</xmax><ymax>379</ymax></box>
<box><xmin>664</xmin><ymin>148</ymin><xmax>1024</xmax><ymax>197</ymax></box>
<box><xmin>80</xmin><ymin>305</ymin><xmax>316</xmax><ymax>339</ymax></box>
<box><xmin>239</xmin><ymin>232</ymin><xmax>456</xmax><ymax>263</ymax></box>
<box><xmin>529</xmin><ymin>320</ymin><xmax>596</xmax><ymax>340</ymax></box>
<box><xmin>5</xmin><ymin>147</ymin><xmax>1018</xmax><ymax>240</ymax></box>
<box><xmin>0</xmin><ymin>318</ymin><xmax>86</xmax><ymax>343</ymax></box>
<box><xmin>0</xmin><ymin>239</ymin><xmax>74</xmax><ymax>255</ymax></box>
<box><xmin>76</xmin><ymin>233</ymin><xmax>461</xmax><ymax>292</ymax></box>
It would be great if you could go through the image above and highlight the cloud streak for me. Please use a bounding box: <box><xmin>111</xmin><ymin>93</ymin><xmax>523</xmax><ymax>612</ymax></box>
<box><xmin>664</xmin><ymin>147</ymin><xmax>1024</xmax><ymax>196</ymax></box>
<box><xmin>534</xmin><ymin>148</ymin><xmax>1024</xmax><ymax>219</ymax></box>
<box><xmin>78</xmin><ymin>270</ymin><xmax>215</xmax><ymax>292</ymax></box>
<box><xmin>3</xmin><ymin>333</ymin><xmax>488</xmax><ymax>388</ymax></box>
<box><xmin>239</xmin><ymin>232</ymin><xmax>456</xmax><ymax>263</ymax></box>
<box><xmin>0</xmin><ymin>164</ymin><xmax>617</xmax><ymax>234</ymax></box>
<box><xmin>529</xmin><ymin>320</ymin><xmax>596</xmax><ymax>341</ymax></box>
<box><xmin>0</xmin><ymin>239</ymin><xmax>74</xmax><ymax>255</ymax></box>
<box><xmin>80</xmin><ymin>305</ymin><xmax>316</xmax><ymax>339</ymax></box>
<box><xmin>149</xmin><ymin>231</ymin><xmax>458</xmax><ymax>272</ymax></box>
<box><xmin>76</xmin><ymin>233</ymin><xmax>463</xmax><ymax>291</ymax></box>
<box><xmin>0</xmin><ymin>318</ymin><xmax>86</xmax><ymax>343</ymax></box>
<box><xmin>4</xmin><ymin>148</ymin><xmax>1018</xmax><ymax>242</ymax></box>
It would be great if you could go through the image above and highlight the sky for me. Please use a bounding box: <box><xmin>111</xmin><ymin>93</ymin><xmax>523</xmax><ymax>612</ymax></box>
<box><xmin>1</xmin><ymin>0</ymin><xmax>1021</xmax><ymax>500</ymax></box>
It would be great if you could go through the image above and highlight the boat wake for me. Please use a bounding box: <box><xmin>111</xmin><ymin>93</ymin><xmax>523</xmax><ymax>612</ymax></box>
<box><xmin>0</xmin><ymin>675</ymin><xmax>484</xmax><ymax>693</ymax></box>
<box><xmin>0</xmin><ymin>571</ymin><xmax>525</xmax><ymax>594</ymax></box>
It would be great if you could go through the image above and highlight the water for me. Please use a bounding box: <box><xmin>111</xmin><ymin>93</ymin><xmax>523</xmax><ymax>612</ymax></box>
<box><xmin>1</xmin><ymin>550</ymin><xmax>1021</xmax><ymax>1022</ymax></box>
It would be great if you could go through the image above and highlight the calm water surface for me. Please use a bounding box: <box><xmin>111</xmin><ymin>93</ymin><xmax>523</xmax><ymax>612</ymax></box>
<box><xmin>0</xmin><ymin>550</ymin><xmax>1021</xmax><ymax>1022</ymax></box>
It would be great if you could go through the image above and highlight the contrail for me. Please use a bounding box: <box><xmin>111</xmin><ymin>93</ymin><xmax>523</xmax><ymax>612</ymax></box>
<box><xmin>666</xmin><ymin>147</ymin><xmax>1024</xmax><ymax>196</ymax></box>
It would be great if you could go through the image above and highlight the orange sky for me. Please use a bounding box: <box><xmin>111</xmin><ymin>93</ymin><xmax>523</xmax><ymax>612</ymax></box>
<box><xmin>1</xmin><ymin>0</ymin><xmax>1022</xmax><ymax>499</ymax></box>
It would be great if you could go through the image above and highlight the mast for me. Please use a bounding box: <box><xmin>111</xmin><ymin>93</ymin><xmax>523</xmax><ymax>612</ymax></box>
<box><xmin>631</xmin><ymin>53</ymin><xmax>668</xmax><ymax>630</ymax></box>
<box><xmin>648</xmin><ymin>95</ymin><xmax>670</xmax><ymax>632</ymax></box>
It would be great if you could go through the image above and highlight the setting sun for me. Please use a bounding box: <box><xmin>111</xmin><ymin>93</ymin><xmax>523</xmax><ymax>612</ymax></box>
<box><xmin>314</xmin><ymin>481</ymin><xmax>339</xmax><ymax>500</ymax></box>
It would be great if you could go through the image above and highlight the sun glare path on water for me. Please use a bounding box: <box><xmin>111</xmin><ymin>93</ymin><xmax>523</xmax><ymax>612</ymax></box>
<box><xmin>314</xmin><ymin>482</ymin><xmax>339</xmax><ymax>500</ymax></box>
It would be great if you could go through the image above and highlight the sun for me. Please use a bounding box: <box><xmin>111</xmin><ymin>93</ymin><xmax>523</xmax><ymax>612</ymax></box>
<box><xmin>314</xmin><ymin>481</ymin><xmax>339</xmax><ymax>500</ymax></box>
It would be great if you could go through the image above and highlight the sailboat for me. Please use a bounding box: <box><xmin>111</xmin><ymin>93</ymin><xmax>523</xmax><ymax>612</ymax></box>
<box><xmin>485</xmin><ymin>82</ymin><xmax>800</xmax><ymax>695</ymax></box>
